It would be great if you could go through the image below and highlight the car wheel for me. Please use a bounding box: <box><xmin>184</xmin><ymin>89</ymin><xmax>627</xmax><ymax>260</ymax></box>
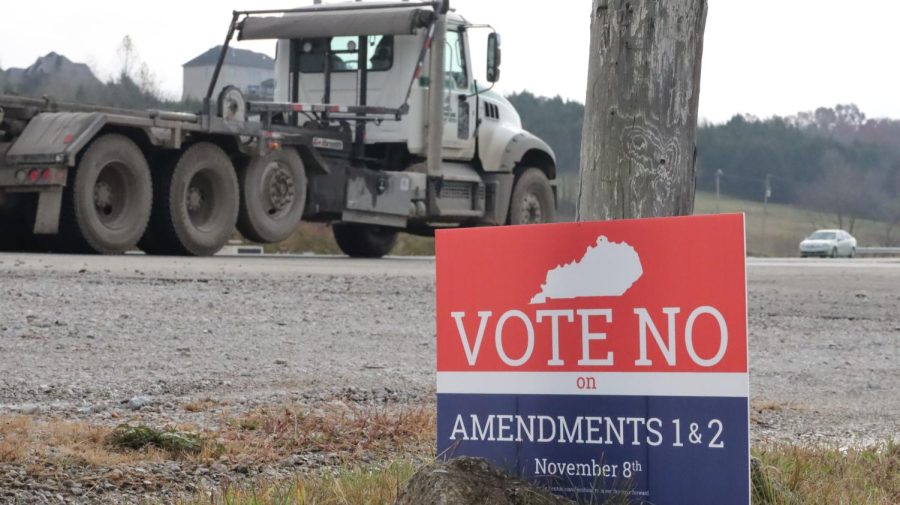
<box><xmin>830</xmin><ymin>247</ymin><xmax>838</xmax><ymax>258</ymax></box>
<box><xmin>849</xmin><ymin>247</ymin><xmax>856</xmax><ymax>259</ymax></box>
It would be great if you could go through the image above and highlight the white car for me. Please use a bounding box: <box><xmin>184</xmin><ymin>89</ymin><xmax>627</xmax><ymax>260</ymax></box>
<box><xmin>799</xmin><ymin>229</ymin><xmax>857</xmax><ymax>258</ymax></box>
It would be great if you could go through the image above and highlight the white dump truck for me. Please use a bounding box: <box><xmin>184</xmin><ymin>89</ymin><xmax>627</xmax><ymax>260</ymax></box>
<box><xmin>0</xmin><ymin>1</ymin><xmax>557</xmax><ymax>257</ymax></box>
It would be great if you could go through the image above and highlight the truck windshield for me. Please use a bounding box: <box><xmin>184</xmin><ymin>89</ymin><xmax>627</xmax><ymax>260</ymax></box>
<box><xmin>298</xmin><ymin>35</ymin><xmax>394</xmax><ymax>73</ymax></box>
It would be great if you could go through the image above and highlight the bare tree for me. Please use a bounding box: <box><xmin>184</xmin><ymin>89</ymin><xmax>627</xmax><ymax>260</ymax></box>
<box><xmin>799</xmin><ymin>150</ymin><xmax>872</xmax><ymax>234</ymax></box>
<box><xmin>876</xmin><ymin>173</ymin><xmax>900</xmax><ymax>245</ymax></box>
<box><xmin>118</xmin><ymin>35</ymin><xmax>135</xmax><ymax>79</ymax></box>
<box><xmin>578</xmin><ymin>0</ymin><xmax>708</xmax><ymax>221</ymax></box>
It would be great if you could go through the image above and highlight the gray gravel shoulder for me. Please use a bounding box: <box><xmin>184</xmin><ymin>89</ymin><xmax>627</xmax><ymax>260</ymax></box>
<box><xmin>1</xmin><ymin>255</ymin><xmax>898</xmax><ymax>438</ymax></box>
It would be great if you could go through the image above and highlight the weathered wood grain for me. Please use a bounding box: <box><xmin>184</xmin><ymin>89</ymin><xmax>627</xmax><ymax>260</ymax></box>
<box><xmin>578</xmin><ymin>0</ymin><xmax>708</xmax><ymax>220</ymax></box>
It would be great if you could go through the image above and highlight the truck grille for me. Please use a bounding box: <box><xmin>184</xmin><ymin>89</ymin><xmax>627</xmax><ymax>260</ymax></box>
<box><xmin>440</xmin><ymin>181</ymin><xmax>474</xmax><ymax>199</ymax></box>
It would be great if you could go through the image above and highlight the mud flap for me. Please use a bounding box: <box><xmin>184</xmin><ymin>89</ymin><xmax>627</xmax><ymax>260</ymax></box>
<box><xmin>33</xmin><ymin>188</ymin><xmax>63</xmax><ymax>234</ymax></box>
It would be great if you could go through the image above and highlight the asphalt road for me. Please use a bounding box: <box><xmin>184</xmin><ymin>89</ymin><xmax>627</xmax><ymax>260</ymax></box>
<box><xmin>1</xmin><ymin>253</ymin><xmax>898</xmax><ymax>446</ymax></box>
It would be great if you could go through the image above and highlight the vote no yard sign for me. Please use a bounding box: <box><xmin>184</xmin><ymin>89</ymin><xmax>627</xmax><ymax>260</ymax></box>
<box><xmin>436</xmin><ymin>214</ymin><xmax>749</xmax><ymax>504</ymax></box>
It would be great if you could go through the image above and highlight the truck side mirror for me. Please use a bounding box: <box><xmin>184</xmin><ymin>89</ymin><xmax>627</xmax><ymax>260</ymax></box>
<box><xmin>487</xmin><ymin>32</ymin><xmax>501</xmax><ymax>83</ymax></box>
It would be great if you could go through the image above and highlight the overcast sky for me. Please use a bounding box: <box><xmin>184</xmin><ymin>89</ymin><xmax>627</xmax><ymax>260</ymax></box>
<box><xmin>1</xmin><ymin>0</ymin><xmax>898</xmax><ymax>123</ymax></box>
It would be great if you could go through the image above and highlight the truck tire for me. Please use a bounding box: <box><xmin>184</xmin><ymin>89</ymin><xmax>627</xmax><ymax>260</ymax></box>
<box><xmin>333</xmin><ymin>223</ymin><xmax>398</xmax><ymax>258</ymax></box>
<box><xmin>509</xmin><ymin>167</ymin><xmax>555</xmax><ymax>225</ymax></box>
<box><xmin>140</xmin><ymin>143</ymin><xmax>238</xmax><ymax>256</ymax></box>
<box><xmin>60</xmin><ymin>134</ymin><xmax>152</xmax><ymax>254</ymax></box>
<box><xmin>237</xmin><ymin>149</ymin><xmax>307</xmax><ymax>244</ymax></box>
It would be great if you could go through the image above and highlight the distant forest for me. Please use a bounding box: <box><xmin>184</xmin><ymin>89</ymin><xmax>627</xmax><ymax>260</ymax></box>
<box><xmin>507</xmin><ymin>92</ymin><xmax>900</xmax><ymax>230</ymax></box>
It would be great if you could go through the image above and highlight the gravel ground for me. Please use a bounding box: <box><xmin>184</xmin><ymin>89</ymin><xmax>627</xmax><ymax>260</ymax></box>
<box><xmin>0</xmin><ymin>253</ymin><xmax>898</xmax><ymax>503</ymax></box>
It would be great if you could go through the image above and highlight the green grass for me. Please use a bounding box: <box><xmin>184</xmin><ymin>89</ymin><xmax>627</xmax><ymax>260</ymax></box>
<box><xmin>7</xmin><ymin>413</ymin><xmax>896</xmax><ymax>504</ymax></box>
<box><xmin>693</xmin><ymin>192</ymin><xmax>893</xmax><ymax>257</ymax></box>
<box><xmin>752</xmin><ymin>442</ymin><xmax>900</xmax><ymax>505</ymax></box>
<box><xmin>178</xmin><ymin>443</ymin><xmax>900</xmax><ymax>505</ymax></box>
<box><xmin>108</xmin><ymin>424</ymin><xmax>203</xmax><ymax>454</ymax></box>
<box><xmin>179</xmin><ymin>460</ymin><xmax>419</xmax><ymax>505</ymax></box>
<box><xmin>557</xmin><ymin>171</ymin><xmax>894</xmax><ymax>257</ymax></box>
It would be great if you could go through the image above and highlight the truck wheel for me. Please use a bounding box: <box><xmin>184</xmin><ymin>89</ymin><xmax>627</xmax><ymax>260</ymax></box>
<box><xmin>60</xmin><ymin>134</ymin><xmax>152</xmax><ymax>254</ymax></box>
<box><xmin>141</xmin><ymin>143</ymin><xmax>238</xmax><ymax>256</ymax></box>
<box><xmin>333</xmin><ymin>223</ymin><xmax>398</xmax><ymax>258</ymax></box>
<box><xmin>237</xmin><ymin>149</ymin><xmax>307</xmax><ymax>244</ymax></box>
<box><xmin>509</xmin><ymin>167</ymin><xmax>555</xmax><ymax>225</ymax></box>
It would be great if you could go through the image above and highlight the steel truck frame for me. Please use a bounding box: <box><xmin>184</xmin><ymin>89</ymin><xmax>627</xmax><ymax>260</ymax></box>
<box><xmin>0</xmin><ymin>0</ymin><xmax>557</xmax><ymax>257</ymax></box>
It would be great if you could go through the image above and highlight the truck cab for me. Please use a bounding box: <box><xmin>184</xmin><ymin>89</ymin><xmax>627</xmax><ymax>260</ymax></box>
<box><xmin>263</xmin><ymin>3</ymin><xmax>558</xmax><ymax>236</ymax></box>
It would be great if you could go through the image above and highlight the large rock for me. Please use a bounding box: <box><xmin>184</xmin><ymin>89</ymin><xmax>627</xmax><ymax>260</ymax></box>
<box><xmin>396</xmin><ymin>457</ymin><xmax>574</xmax><ymax>505</ymax></box>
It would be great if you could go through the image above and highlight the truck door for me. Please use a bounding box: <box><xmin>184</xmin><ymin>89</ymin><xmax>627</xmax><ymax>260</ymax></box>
<box><xmin>441</xmin><ymin>27</ymin><xmax>476</xmax><ymax>161</ymax></box>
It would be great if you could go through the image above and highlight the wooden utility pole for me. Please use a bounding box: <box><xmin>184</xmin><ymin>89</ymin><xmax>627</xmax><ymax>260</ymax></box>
<box><xmin>577</xmin><ymin>0</ymin><xmax>708</xmax><ymax>221</ymax></box>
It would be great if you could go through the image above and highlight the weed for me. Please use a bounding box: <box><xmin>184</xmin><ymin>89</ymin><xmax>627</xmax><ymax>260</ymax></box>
<box><xmin>180</xmin><ymin>460</ymin><xmax>418</xmax><ymax>505</ymax></box>
<box><xmin>108</xmin><ymin>424</ymin><xmax>203</xmax><ymax>454</ymax></box>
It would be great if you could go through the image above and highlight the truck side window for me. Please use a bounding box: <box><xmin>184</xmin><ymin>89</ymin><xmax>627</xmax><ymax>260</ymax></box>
<box><xmin>445</xmin><ymin>30</ymin><xmax>468</xmax><ymax>89</ymax></box>
<box><xmin>298</xmin><ymin>36</ymin><xmax>393</xmax><ymax>73</ymax></box>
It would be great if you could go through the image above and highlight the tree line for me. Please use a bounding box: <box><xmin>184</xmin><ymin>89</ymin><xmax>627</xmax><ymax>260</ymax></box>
<box><xmin>507</xmin><ymin>92</ymin><xmax>900</xmax><ymax>239</ymax></box>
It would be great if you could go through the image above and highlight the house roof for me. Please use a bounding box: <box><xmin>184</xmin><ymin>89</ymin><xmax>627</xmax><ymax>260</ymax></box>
<box><xmin>183</xmin><ymin>46</ymin><xmax>274</xmax><ymax>69</ymax></box>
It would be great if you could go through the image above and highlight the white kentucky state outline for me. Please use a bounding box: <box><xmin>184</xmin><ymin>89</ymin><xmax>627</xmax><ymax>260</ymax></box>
<box><xmin>530</xmin><ymin>236</ymin><xmax>643</xmax><ymax>304</ymax></box>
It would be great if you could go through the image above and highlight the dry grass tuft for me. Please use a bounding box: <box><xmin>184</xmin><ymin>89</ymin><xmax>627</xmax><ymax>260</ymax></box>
<box><xmin>0</xmin><ymin>415</ymin><xmax>30</xmax><ymax>463</ymax></box>
<box><xmin>753</xmin><ymin>442</ymin><xmax>900</xmax><ymax>504</ymax></box>
<box><xmin>0</xmin><ymin>415</ymin><xmax>171</xmax><ymax>467</ymax></box>
<box><xmin>220</xmin><ymin>403</ymin><xmax>436</xmax><ymax>464</ymax></box>
<box><xmin>180</xmin><ymin>460</ymin><xmax>418</xmax><ymax>505</ymax></box>
<box><xmin>751</xmin><ymin>399</ymin><xmax>786</xmax><ymax>413</ymax></box>
<box><xmin>0</xmin><ymin>404</ymin><xmax>435</xmax><ymax>472</ymax></box>
<box><xmin>183</xmin><ymin>398</ymin><xmax>220</xmax><ymax>413</ymax></box>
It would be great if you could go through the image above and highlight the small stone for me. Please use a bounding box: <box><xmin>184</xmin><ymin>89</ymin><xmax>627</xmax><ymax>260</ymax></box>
<box><xmin>127</xmin><ymin>396</ymin><xmax>153</xmax><ymax>410</ymax></box>
<box><xmin>274</xmin><ymin>359</ymin><xmax>288</xmax><ymax>366</ymax></box>
<box><xmin>15</xmin><ymin>404</ymin><xmax>41</xmax><ymax>415</ymax></box>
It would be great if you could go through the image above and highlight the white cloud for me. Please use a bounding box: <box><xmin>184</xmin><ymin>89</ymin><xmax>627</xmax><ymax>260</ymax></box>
<box><xmin>530</xmin><ymin>236</ymin><xmax>643</xmax><ymax>304</ymax></box>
